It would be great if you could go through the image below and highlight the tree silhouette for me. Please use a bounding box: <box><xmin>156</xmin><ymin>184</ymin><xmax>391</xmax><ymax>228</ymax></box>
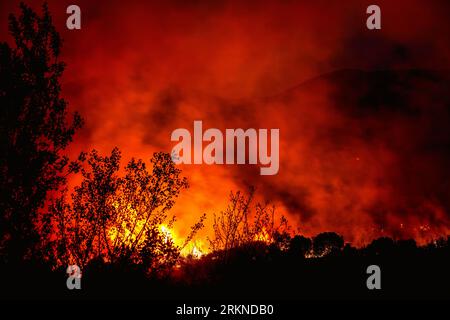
<box><xmin>365</xmin><ymin>237</ymin><xmax>395</xmax><ymax>256</ymax></box>
<box><xmin>208</xmin><ymin>188</ymin><xmax>290</xmax><ymax>260</ymax></box>
<box><xmin>0</xmin><ymin>3</ymin><xmax>83</xmax><ymax>261</ymax></box>
<box><xmin>40</xmin><ymin>149</ymin><xmax>197</xmax><ymax>275</ymax></box>
<box><xmin>312</xmin><ymin>232</ymin><xmax>344</xmax><ymax>257</ymax></box>
<box><xmin>289</xmin><ymin>235</ymin><xmax>312</xmax><ymax>258</ymax></box>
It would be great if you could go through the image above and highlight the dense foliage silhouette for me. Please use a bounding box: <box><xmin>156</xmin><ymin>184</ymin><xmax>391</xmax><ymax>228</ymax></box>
<box><xmin>0</xmin><ymin>3</ymin><xmax>82</xmax><ymax>262</ymax></box>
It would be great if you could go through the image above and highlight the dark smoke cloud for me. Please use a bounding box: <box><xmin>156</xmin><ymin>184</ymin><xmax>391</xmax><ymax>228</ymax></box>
<box><xmin>2</xmin><ymin>0</ymin><xmax>450</xmax><ymax>244</ymax></box>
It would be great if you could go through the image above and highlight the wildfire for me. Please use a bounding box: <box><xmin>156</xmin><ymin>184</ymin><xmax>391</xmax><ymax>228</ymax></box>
<box><xmin>158</xmin><ymin>226</ymin><xmax>208</xmax><ymax>259</ymax></box>
<box><xmin>253</xmin><ymin>227</ymin><xmax>271</xmax><ymax>243</ymax></box>
<box><xmin>108</xmin><ymin>216</ymin><xmax>206</xmax><ymax>259</ymax></box>
<box><xmin>181</xmin><ymin>240</ymin><xmax>206</xmax><ymax>258</ymax></box>
<box><xmin>159</xmin><ymin>224</ymin><xmax>175</xmax><ymax>243</ymax></box>
<box><xmin>108</xmin><ymin>217</ymin><xmax>146</xmax><ymax>247</ymax></box>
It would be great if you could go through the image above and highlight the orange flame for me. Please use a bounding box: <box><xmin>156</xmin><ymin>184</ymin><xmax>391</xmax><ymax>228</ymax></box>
<box><xmin>253</xmin><ymin>227</ymin><xmax>271</xmax><ymax>243</ymax></box>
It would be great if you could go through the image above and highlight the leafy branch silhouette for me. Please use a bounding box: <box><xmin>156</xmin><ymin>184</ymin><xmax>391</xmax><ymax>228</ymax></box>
<box><xmin>0</xmin><ymin>3</ymin><xmax>83</xmax><ymax>261</ymax></box>
<box><xmin>39</xmin><ymin>149</ymin><xmax>208</xmax><ymax>275</ymax></box>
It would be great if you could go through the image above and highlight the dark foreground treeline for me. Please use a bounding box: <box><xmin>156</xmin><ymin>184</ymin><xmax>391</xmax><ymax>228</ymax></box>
<box><xmin>2</xmin><ymin>234</ymin><xmax>450</xmax><ymax>300</ymax></box>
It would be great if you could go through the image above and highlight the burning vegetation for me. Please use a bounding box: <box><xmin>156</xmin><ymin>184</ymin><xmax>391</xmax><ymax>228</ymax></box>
<box><xmin>2</xmin><ymin>3</ymin><xmax>450</xmax><ymax>301</ymax></box>
<box><xmin>38</xmin><ymin>148</ymin><xmax>207</xmax><ymax>274</ymax></box>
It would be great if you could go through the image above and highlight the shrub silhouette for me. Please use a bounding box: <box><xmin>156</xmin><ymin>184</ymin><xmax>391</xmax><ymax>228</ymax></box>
<box><xmin>365</xmin><ymin>236</ymin><xmax>395</xmax><ymax>256</ymax></box>
<box><xmin>39</xmin><ymin>149</ymin><xmax>204</xmax><ymax>275</ymax></box>
<box><xmin>208</xmin><ymin>188</ymin><xmax>290</xmax><ymax>260</ymax></box>
<box><xmin>312</xmin><ymin>232</ymin><xmax>344</xmax><ymax>257</ymax></box>
<box><xmin>289</xmin><ymin>235</ymin><xmax>312</xmax><ymax>258</ymax></box>
<box><xmin>0</xmin><ymin>3</ymin><xmax>82</xmax><ymax>261</ymax></box>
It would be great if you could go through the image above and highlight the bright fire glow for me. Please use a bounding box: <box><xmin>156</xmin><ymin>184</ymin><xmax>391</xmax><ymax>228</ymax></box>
<box><xmin>253</xmin><ymin>227</ymin><xmax>271</xmax><ymax>243</ymax></box>
<box><xmin>107</xmin><ymin>205</ymin><xmax>146</xmax><ymax>248</ymax></box>
<box><xmin>181</xmin><ymin>240</ymin><xmax>206</xmax><ymax>258</ymax></box>
<box><xmin>108</xmin><ymin>214</ymin><xmax>206</xmax><ymax>259</ymax></box>
<box><xmin>159</xmin><ymin>224</ymin><xmax>175</xmax><ymax>243</ymax></box>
